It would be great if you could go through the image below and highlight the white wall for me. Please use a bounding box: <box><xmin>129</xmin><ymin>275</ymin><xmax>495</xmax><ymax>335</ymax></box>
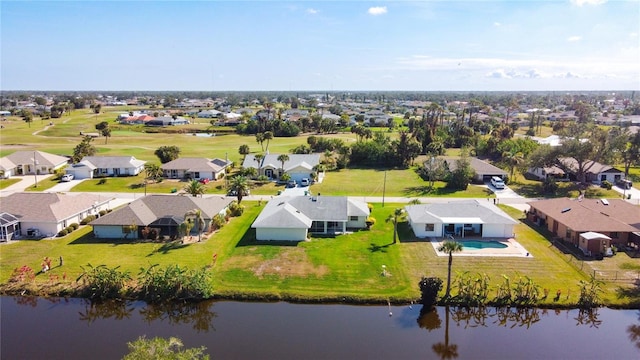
<box><xmin>482</xmin><ymin>224</ymin><xmax>514</xmax><ymax>238</ymax></box>
<box><xmin>346</xmin><ymin>216</ymin><xmax>367</xmax><ymax>229</ymax></box>
<box><xmin>256</xmin><ymin>227</ymin><xmax>307</xmax><ymax>241</ymax></box>
<box><xmin>409</xmin><ymin>222</ymin><xmax>443</xmax><ymax>238</ymax></box>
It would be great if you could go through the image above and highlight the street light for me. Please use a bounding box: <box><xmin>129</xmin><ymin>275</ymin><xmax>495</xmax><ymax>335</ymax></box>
<box><xmin>33</xmin><ymin>151</ymin><xmax>39</xmax><ymax>188</ymax></box>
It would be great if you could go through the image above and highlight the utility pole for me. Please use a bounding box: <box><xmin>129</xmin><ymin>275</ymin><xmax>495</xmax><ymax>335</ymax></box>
<box><xmin>382</xmin><ymin>171</ymin><xmax>387</xmax><ymax>207</ymax></box>
<box><xmin>33</xmin><ymin>151</ymin><xmax>38</xmax><ymax>188</ymax></box>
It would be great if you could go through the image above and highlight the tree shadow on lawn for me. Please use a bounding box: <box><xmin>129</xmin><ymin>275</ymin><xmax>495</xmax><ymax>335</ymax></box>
<box><xmin>616</xmin><ymin>279</ymin><xmax>640</xmax><ymax>305</ymax></box>
<box><xmin>402</xmin><ymin>185</ymin><xmax>463</xmax><ymax>197</ymax></box>
<box><xmin>69</xmin><ymin>232</ymin><xmax>137</xmax><ymax>245</ymax></box>
<box><xmin>148</xmin><ymin>240</ymin><xmax>188</xmax><ymax>256</ymax></box>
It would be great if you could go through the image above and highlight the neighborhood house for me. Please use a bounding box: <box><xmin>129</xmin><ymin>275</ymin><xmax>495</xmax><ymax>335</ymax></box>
<box><xmin>527</xmin><ymin>197</ymin><xmax>640</xmax><ymax>254</ymax></box>
<box><xmin>0</xmin><ymin>150</ymin><xmax>69</xmax><ymax>179</ymax></box>
<box><xmin>0</xmin><ymin>192</ymin><xmax>112</xmax><ymax>241</ymax></box>
<box><xmin>405</xmin><ymin>200</ymin><xmax>518</xmax><ymax>239</ymax></box>
<box><xmin>66</xmin><ymin>156</ymin><xmax>146</xmax><ymax>179</ymax></box>
<box><xmin>242</xmin><ymin>154</ymin><xmax>321</xmax><ymax>183</ymax></box>
<box><xmin>90</xmin><ymin>195</ymin><xmax>232</xmax><ymax>240</ymax></box>
<box><xmin>252</xmin><ymin>195</ymin><xmax>370</xmax><ymax>241</ymax></box>
<box><xmin>161</xmin><ymin>157</ymin><xmax>231</xmax><ymax>181</ymax></box>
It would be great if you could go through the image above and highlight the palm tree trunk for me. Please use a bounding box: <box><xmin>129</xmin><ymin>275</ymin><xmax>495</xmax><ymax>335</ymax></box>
<box><xmin>393</xmin><ymin>223</ymin><xmax>397</xmax><ymax>244</ymax></box>
<box><xmin>445</xmin><ymin>253</ymin><xmax>453</xmax><ymax>297</ymax></box>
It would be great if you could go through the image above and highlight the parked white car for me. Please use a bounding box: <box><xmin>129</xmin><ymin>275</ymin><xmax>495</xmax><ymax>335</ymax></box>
<box><xmin>490</xmin><ymin>176</ymin><xmax>505</xmax><ymax>189</ymax></box>
<box><xmin>60</xmin><ymin>174</ymin><xmax>74</xmax><ymax>182</ymax></box>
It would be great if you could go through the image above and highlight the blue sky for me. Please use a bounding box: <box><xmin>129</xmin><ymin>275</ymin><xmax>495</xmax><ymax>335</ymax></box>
<box><xmin>1</xmin><ymin>0</ymin><xmax>639</xmax><ymax>91</ymax></box>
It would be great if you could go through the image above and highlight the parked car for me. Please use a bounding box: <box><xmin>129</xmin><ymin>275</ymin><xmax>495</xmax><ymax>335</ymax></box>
<box><xmin>287</xmin><ymin>179</ymin><xmax>297</xmax><ymax>188</ymax></box>
<box><xmin>616</xmin><ymin>179</ymin><xmax>632</xmax><ymax>190</ymax></box>
<box><xmin>227</xmin><ymin>189</ymin><xmax>250</xmax><ymax>196</ymax></box>
<box><xmin>300</xmin><ymin>178</ymin><xmax>310</xmax><ymax>186</ymax></box>
<box><xmin>199</xmin><ymin>178</ymin><xmax>210</xmax><ymax>184</ymax></box>
<box><xmin>60</xmin><ymin>174</ymin><xmax>74</xmax><ymax>182</ymax></box>
<box><xmin>490</xmin><ymin>176</ymin><xmax>505</xmax><ymax>189</ymax></box>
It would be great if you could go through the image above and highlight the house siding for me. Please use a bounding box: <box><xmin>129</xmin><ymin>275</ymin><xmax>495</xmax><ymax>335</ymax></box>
<box><xmin>93</xmin><ymin>225</ymin><xmax>127</xmax><ymax>239</ymax></box>
<box><xmin>256</xmin><ymin>228</ymin><xmax>307</xmax><ymax>241</ymax></box>
<box><xmin>482</xmin><ymin>224</ymin><xmax>514</xmax><ymax>238</ymax></box>
<box><xmin>346</xmin><ymin>217</ymin><xmax>367</xmax><ymax>229</ymax></box>
<box><xmin>409</xmin><ymin>221</ymin><xmax>443</xmax><ymax>238</ymax></box>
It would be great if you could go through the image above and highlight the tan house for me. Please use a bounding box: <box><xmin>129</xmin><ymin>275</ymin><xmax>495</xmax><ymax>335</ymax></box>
<box><xmin>1</xmin><ymin>150</ymin><xmax>69</xmax><ymax>178</ymax></box>
<box><xmin>527</xmin><ymin>197</ymin><xmax>640</xmax><ymax>249</ymax></box>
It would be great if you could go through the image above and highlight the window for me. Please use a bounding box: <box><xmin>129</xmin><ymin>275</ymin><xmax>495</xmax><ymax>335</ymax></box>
<box><xmin>194</xmin><ymin>172</ymin><xmax>200</xmax><ymax>178</ymax></box>
<box><xmin>349</xmin><ymin>216</ymin><xmax>358</xmax><ymax>221</ymax></box>
<box><xmin>610</xmin><ymin>232</ymin><xmax>619</xmax><ymax>239</ymax></box>
<box><xmin>425</xmin><ymin>224</ymin><xmax>435</xmax><ymax>231</ymax></box>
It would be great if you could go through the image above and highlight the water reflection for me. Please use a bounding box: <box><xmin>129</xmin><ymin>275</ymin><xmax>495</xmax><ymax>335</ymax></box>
<box><xmin>75</xmin><ymin>299</ymin><xmax>217</xmax><ymax>333</ymax></box>
<box><xmin>451</xmin><ymin>306</ymin><xmax>490</xmax><ymax>329</ymax></box>
<box><xmin>417</xmin><ymin>306</ymin><xmax>441</xmax><ymax>332</ymax></box>
<box><xmin>140</xmin><ymin>301</ymin><xmax>217</xmax><ymax>333</ymax></box>
<box><xmin>574</xmin><ymin>308</ymin><xmax>602</xmax><ymax>328</ymax></box>
<box><xmin>493</xmin><ymin>307</ymin><xmax>541</xmax><ymax>329</ymax></box>
<box><xmin>432</xmin><ymin>306</ymin><xmax>458</xmax><ymax>359</ymax></box>
<box><xmin>628</xmin><ymin>310</ymin><xmax>640</xmax><ymax>350</ymax></box>
<box><xmin>78</xmin><ymin>299</ymin><xmax>135</xmax><ymax>324</ymax></box>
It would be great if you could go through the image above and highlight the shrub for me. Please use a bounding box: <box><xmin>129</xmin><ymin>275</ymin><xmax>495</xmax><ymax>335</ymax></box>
<box><xmin>57</xmin><ymin>229</ymin><xmax>68</xmax><ymax>237</ymax></box>
<box><xmin>65</xmin><ymin>226</ymin><xmax>74</xmax><ymax>234</ymax></box>
<box><xmin>9</xmin><ymin>265</ymin><xmax>36</xmax><ymax>282</ymax></box>
<box><xmin>97</xmin><ymin>178</ymin><xmax>107</xmax><ymax>185</ymax></box>
<box><xmin>80</xmin><ymin>215</ymin><xmax>97</xmax><ymax>225</ymax></box>
<box><xmin>419</xmin><ymin>277</ymin><xmax>443</xmax><ymax>308</ymax></box>
<box><xmin>99</xmin><ymin>210</ymin><xmax>108</xmax><ymax>217</ymax></box>
<box><xmin>70</xmin><ymin>223</ymin><xmax>79</xmax><ymax>230</ymax></box>
<box><xmin>137</xmin><ymin>264</ymin><xmax>212</xmax><ymax>302</ymax></box>
<box><xmin>228</xmin><ymin>201</ymin><xmax>244</xmax><ymax>217</ymax></box>
<box><xmin>365</xmin><ymin>217</ymin><xmax>376</xmax><ymax>229</ymax></box>
<box><xmin>601</xmin><ymin>180</ymin><xmax>612</xmax><ymax>190</ymax></box>
<box><xmin>77</xmin><ymin>263</ymin><xmax>131</xmax><ymax>300</ymax></box>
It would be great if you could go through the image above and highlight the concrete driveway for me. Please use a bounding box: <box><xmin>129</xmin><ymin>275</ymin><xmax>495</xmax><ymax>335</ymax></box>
<box><xmin>46</xmin><ymin>179</ymin><xmax>86</xmax><ymax>192</ymax></box>
<box><xmin>611</xmin><ymin>184</ymin><xmax>640</xmax><ymax>204</ymax></box>
<box><xmin>281</xmin><ymin>185</ymin><xmax>311</xmax><ymax>196</ymax></box>
<box><xmin>0</xmin><ymin>174</ymin><xmax>55</xmax><ymax>194</ymax></box>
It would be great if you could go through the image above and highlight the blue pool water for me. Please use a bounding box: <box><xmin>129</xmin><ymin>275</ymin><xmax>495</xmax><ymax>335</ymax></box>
<box><xmin>460</xmin><ymin>240</ymin><xmax>508</xmax><ymax>250</ymax></box>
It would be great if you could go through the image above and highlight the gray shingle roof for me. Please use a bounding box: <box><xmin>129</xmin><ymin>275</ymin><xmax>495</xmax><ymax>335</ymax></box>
<box><xmin>242</xmin><ymin>154</ymin><xmax>320</xmax><ymax>171</ymax></box>
<box><xmin>0</xmin><ymin>193</ymin><xmax>110</xmax><ymax>222</ymax></box>
<box><xmin>4</xmin><ymin>150</ymin><xmax>68</xmax><ymax>168</ymax></box>
<box><xmin>81</xmin><ymin>156</ymin><xmax>146</xmax><ymax>169</ymax></box>
<box><xmin>440</xmin><ymin>157</ymin><xmax>507</xmax><ymax>176</ymax></box>
<box><xmin>90</xmin><ymin>195</ymin><xmax>232</xmax><ymax>226</ymax></box>
<box><xmin>161</xmin><ymin>158</ymin><xmax>231</xmax><ymax>173</ymax></box>
<box><xmin>252</xmin><ymin>196</ymin><xmax>369</xmax><ymax>228</ymax></box>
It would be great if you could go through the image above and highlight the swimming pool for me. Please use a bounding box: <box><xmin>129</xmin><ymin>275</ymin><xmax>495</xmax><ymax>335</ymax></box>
<box><xmin>460</xmin><ymin>240</ymin><xmax>508</xmax><ymax>250</ymax></box>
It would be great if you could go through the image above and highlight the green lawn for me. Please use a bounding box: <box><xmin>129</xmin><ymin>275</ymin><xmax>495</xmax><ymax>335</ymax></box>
<box><xmin>508</xmin><ymin>172</ymin><xmax>621</xmax><ymax>199</ymax></box>
<box><xmin>0</xmin><ymin>178</ymin><xmax>21</xmax><ymax>189</ymax></box>
<box><xmin>2</xmin><ymin>202</ymin><xmax>636</xmax><ymax>306</ymax></box>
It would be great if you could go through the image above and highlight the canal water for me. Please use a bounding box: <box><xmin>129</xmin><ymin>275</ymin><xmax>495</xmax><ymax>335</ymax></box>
<box><xmin>1</xmin><ymin>296</ymin><xmax>638</xmax><ymax>359</ymax></box>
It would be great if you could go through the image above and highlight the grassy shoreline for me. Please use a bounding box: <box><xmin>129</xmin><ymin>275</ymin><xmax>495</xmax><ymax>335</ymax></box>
<box><xmin>1</xmin><ymin>202</ymin><xmax>638</xmax><ymax>309</ymax></box>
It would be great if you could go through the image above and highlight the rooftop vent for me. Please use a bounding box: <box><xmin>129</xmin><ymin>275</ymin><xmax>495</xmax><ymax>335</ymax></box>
<box><xmin>561</xmin><ymin>208</ymin><xmax>571</xmax><ymax>213</ymax></box>
<box><xmin>601</xmin><ymin>199</ymin><xmax>609</xmax><ymax>206</ymax></box>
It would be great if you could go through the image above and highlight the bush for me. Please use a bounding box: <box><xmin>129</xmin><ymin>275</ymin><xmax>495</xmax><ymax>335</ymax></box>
<box><xmin>70</xmin><ymin>223</ymin><xmax>80</xmax><ymax>230</ymax></box>
<box><xmin>99</xmin><ymin>210</ymin><xmax>108</xmax><ymax>217</ymax></box>
<box><xmin>601</xmin><ymin>180</ymin><xmax>612</xmax><ymax>190</ymax></box>
<box><xmin>65</xmin><ymin>226</ymin><xmax>74</xmax><ymax>234</ymax></box>
<box><xmin>419</xmin><ymin>277</ymin><xmax>443</xmax><ymax>308</ymax></box>
<box><xmin>78</xmin><ymin>264</ymin><xmax>131</xmax><ymax>300</ymax></box>
<box><xmin>365</xmin><ymin>217</ymin><xmax>376</xmax><ymax>229</ymax></box>
<box><xmin>80</xmin><ymin>215</ymin><xmax>97</xmax><ymax>225</ymax></box>
<box><xmin>227</xmin><ymin>201</ymin><xmax>244</xmax><ymax>217</ymax></box>
<box><xmin>57</xmin><ymin>229</ymin><xmax>68</xmax><ymax>237</ymax></box>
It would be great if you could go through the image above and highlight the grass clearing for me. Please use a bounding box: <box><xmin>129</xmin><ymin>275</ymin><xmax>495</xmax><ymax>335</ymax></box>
<box><xmin>0</xmin><ymin>178</ymin><xmax>21</xmax><ymax>189</ymax></box>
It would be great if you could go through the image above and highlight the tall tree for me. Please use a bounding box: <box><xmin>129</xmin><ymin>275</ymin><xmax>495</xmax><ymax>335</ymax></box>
<box><xmin>183</xmin><ymin>180</ymin><xmax>205</xmax><ymax>197</ymax></box>
<box><xmin>72</xmin><ymin>136</ymin><xmax>97</xmax><ymax>163</ymax></box>
<box><xmin>144</xmin><ymin>163</ymin><xmax>163</xmax><ymax>183</ymax></box>
<box><xmin>277</xmin><ymin>154</ymin><xmax>290</xmax><ymax>178</ymax></box>
<box><xmin>255</xmin><ymin>132</ymin><xmax>265</xmax><ymax>151</ymax></box>
<box><xmin>502</xmin><ymin>150</ymin><xmax>524</xmax><ymax>179</ymax></box>
<box><xmin>385</xmin><ymin>208</ymin><xmax>406</xmax><ymax>244</ymax></box>
<box><xmin>438</xmin><ymin>241</ymin><xmax>463</xmax><ymax>299</ymax></box>
<box><xmin>228</xmin><ymin>175</ymin><xmax>250</xmax><ymax>204</ymax></box>
<box><xmin>185</xmin><ymin>209</ymin><xmax>206</xmax><ymax>242</ymax></box>
<box><xmin>238</xmin><ymin>144</ymin><xmax>250</xmax><ymax>161</ymax></box>
<box><xmin>620</xmin><ymin>131</ymin><xmax>640</xmax><ymax>177</ymax></box>
<box><xmin>263</xmin><ymin>131</ymin><xmax>274</xmax><ymax>152</ymax></box>
<box><xmin>155</xmin><ymin>146</ymin><xmax>181</xmax><ymax>164</ymax></box>
<box><xmin>95</xmin><ymin>121</ymin><xmax>111</xmax><ymax>144</ymax></box>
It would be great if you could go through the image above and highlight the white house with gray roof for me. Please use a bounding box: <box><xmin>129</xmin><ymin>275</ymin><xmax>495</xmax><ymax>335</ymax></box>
<box><xmin>91</xmin><ymin>195</ymin><xmax>232</xmax><ymax>240</ymax></box>
<box><xmin>242</xmin><ymin>154</ymin><xmax>321</xmax><ymax>183</ymax></box>
<box><xmin>161</xmin><ymin>157</ymin><xmax>231</xmax><ymax>181</ymax></box>
<box><xmin>405</xmin><ymin>200</ymin><xmax>517</xmax><ymax>239</ymax></box>
<box><xmin>252</xmin><ymin>196</ymin><xmax>370</xmax><ymax>241</ymax></box>
<box><xmin>0</xmin><ymin>192</ymin><xmax>112</xmax><ymax>239</ymax></box>
<box><xmin>1</xmin><ymin>150</ymin><xmax>69</xmax><ymax>178</ymax></box>
<box><xmin>67</xmin><ymin>156</ymin><xmax>146</xmax><ymax>179</ymax></box>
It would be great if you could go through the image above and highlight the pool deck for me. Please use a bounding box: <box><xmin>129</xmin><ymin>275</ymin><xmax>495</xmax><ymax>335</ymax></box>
<box><xmin>431</xmin><ymin>238</ymin><xmax>532</xmax><ymax>258</ymax></box>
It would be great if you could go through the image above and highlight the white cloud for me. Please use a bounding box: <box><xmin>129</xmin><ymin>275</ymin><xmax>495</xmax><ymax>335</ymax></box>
<box><xmin>306</xmin><ymin>8</ymin><xmax>318</xmax><ymax>15</ymax></box>
<box><xmin>570</xmin><ymin>0</ymin><xmax>607</xmax><ymax>6</ymax></box>
<box><xmin>567</xmin><ymin>36</ymin><xmax>582</xmax><ymax>42</ymax></box>
<box><xmin>493</xmin><ymin>22</ymin><xmax>501</xmax><ymax>27</ymax></box>
<box><xmin>368</xmin><ymin>6</ymin><xmax>387</xmax><ymax>16</ymax></box>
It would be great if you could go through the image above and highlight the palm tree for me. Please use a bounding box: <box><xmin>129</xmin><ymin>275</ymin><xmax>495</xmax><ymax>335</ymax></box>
<box><xmin>228</xmin><ymin>175</ymin><xmax>250</xmax><ymax>204</ymax></box>
<box><xmin>255</xmin><ymin>133</ymin><xmax>265</xmax><ymax>151</ymax></box>
<box><xmin>183</xmin><ymin>179</ymin><xmax>205</xmax><ymax>197</ymax></box>
<box><xmin>385</xmin><ymin>208</ymin><xmax>406</xmax><ymax>244</ymax></box>
<box><xmin>277</xmin><ymin>154</ymin><xmax>289</xmax><ymax>179</ymax></box>
<box><xmin>438</xmin><ymin>241</ymin><xmax>463</xmax><ymax>299</ymax></box>
<box><xmin>502</xmin><ymin>150</ymin><xmax>524</xmax><ymax>179</ymax></box>
<box><xmin>144</xmin><ymin>163</ymin><xmax>162</xmax><ymax>183</ymax></box>
<box><xmin>263</xmin><ymin>131</ymin><xmax>274</xmax><ymax>152</ymax></box>
<box><xmin>238</xmin><ymin>144</ymin><xmax>250</xmax><ymax>162</ymax></box>
<box><xmin>253</xmin><ymin>153</ymin><xmax>264</xmax><ymax>177</ymax></box>
<box><xmin>184</xmin><ymin>209</ymin><xmax>205</xmax><ymax>242</ymax></box>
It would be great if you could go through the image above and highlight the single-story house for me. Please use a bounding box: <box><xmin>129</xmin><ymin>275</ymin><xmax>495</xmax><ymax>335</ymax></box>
<box><xmin>161</xmin><ymin>157</ymin><xmax>231</xmax><ymax>180</ymax></box>
<box><xmin>67</xmin><ymin>156</ymin><xmax>146</xmax><ymax>179</ymax></box>
<box><xmin>242</xmin><ymin>154</ymin><xmax>321</xmax><ymax>183</ymax></box>
<box><xmin>197</xmin><ymin>109</ymin><xmax>221</xmax><ymax>118</ymax></box>
<box><xmin>527</xmin><ymin>165</ymin><xmax>569</xmax><ymax>182</ymax></box>
<box><xmin>90</xmin><ymin>195</ymin><xmax>232</xmax><ymax>240</ymax></box>
<box><xmin>0</xmin><ymin>192</ymin><xmax>112</xmax><ymax>240</ymax></box>
<box><xmin>252</xmin><ymin>195</ymin><xmax>370</xmax><ymax>241</ymax></box>
<box><xmin>578</xmin><ymin>231</ymin><xmax>612</xmax><ymax>257</ymax></box>
<box><xmin>0</xmin><ymin>157</ymin><xmax>17</xmax><ymax>179</ymax></box>
<box><xmin>557</xmin><ymin>157</ymin><xmax>624</xmax><ymax>185</ymax></box>
<box><xmin>145</xmin><ymin>116</ymin><xmax>189</xmax><ymax>126</ymax></box>
<box><xmin>440</xmin><ymin>156</ymin><xmax>507</xmax><ymax>183</ymax></box>
<box><xmin>405</xmin><ymin>200</ymin><xmax>518</xmax><ymax>239</ymax></box>
<box><xmin>1</xmin><ymin>150</ymin><xmax>69</xmax><ymax>177</ymax></box>
<box><xmin>527</xmin><ymin>197</ymin><xmax>640</xmax><ymax>248</ymax></box>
